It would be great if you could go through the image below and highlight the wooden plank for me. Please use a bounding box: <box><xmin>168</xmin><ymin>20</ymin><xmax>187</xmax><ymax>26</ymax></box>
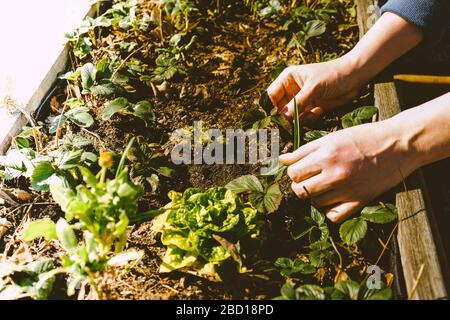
<box><xmin>356</xmin><ymin>0</ymin><xmax>448</xmax><ymax>299</ymax></box>
<box><xmin>0</xmin><ymin>3</ymin><xmax>98</xmax><ymax>155</ymax></box>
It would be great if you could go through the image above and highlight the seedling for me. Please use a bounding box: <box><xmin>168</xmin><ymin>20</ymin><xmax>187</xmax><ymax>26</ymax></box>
<box><xmin>162</xmin><ymin>0</ymin><xmax>198</xmax><ymax>31</ymax></box>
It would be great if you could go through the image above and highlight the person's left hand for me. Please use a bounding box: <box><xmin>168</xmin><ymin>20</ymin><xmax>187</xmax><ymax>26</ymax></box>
<box><xmin>279</xmin><ymin>119</ymin><xmax>420</xmax><ymax>222</ymax></box>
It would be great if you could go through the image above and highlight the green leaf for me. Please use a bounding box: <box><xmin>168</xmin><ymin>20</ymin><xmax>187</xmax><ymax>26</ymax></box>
<box><xmin>263</xmin><ymin>183</ymin><xmax>282</xmax><ymax>214</ymax></box>
<box><xmin>339</xmin><ymin>217</ymin><xmax>367</xmax><ymax>244</ymax></box>
<box><xmin>260</xmin><ymin>158</ymin><xmax>286</xmax><ymax>178</ymax></box>
<box><xmin>133</xmin><ymin>100</ymin><xmax>155</xmax><ymax>126</ymax></box>
<box><xmin>90</xmin><ymin>82</ymin><xmax>118</xmax><ymax>96</ymax></box>
<box><xmin>280</xmin><ymin>283</ymin><xmax>296</xmax><ymax>300</ymax></box>
<box><xmin>56</xmin><ymin>219</ymin><xmax>78</xmax><ymax>254</ymax></box>
<box><xmin>361</xmin><ymin>204</ymin><xmax>397</xmax><ymax>224</ymax></box>
<box><xmin>304</xmin><ymin>130</ymin><xmax>328</xmax><ymax>142</ymax></box>
<box><xmin>21</xmin><ymin>219</ymin><xmax>57</xmax><ymax>242</ymax></box>
<box><xmin>295</xmin><ymin>284</ymin><xmax>325</xmax><ymax>300</ymax></box>
<box><xmin>31</xmin><ymin>162</ymin><xmax>54</xmax><ymax>191</ymax></box>
<box><xmin>341</xmin><ymin>106</ymin><xmax>378</xmax><ymax>128</ymax></box>
<box><xmin>80</xmin><ymin>63</ymin><xmax>96</xmax><ymax>91</ymax></box>
<box><xmin>253</xmin><ymin>116</ymin><xmax>272</xmax><ymax>129</ymax></box>
<box><xmin>241</xmin><ymin>109</ymin><xmax>266</xmax><ymax>130</ymax></box>
<box><xmin>67</xmin><ymin>108</ymin><xmax>94</xmax><ymax>128</ymax></box>
<box><xmin>311</xmin><ymin>206</ymin><xmax>325</xmax><ymax>225</ymax></box>
<box><xmin>304</xmin><ymin>20</ymin><xmax>327</xmax><ymax>39</ymax></box>
<box><xmin>225</xmin><ymin>175</ymin><xmax>264</xmax><ymax>194</ymax></box>
<box><xmin>271</xmin><ymin>114</ymin><xmax>292</xmax><ymax>134</ymax></box>
<box><xmin>155</xmin><ymin>166</ymin><xmax>174</xmax><ymax>178</ymax></box>
<box><xmin>15</xmin><ymin>137</ymin><xmax>30</xmax><ymax>149</ymax></box>
<box><xmin>56</xmin><ymin>150</ymin><xmax>82</xmax><ymax>170</ymax></box>
<box><xmin>334</xmin><ymin>280</ymin><xmax>360</xmax><ymax>300</ymax></box>
<box><xmin>364</xmin><ymin>287</ymin><xmax>392</xmax><ymax>300</ymax></box>
<box><xmin>49</xmin><ymin>175</ymin><xmax>75</xmax><ymax>212</ymax></box>
<box><xmin>102</xmin><ymin>97</ymin><xmax>129</xmax><ymax>120</ymax></box>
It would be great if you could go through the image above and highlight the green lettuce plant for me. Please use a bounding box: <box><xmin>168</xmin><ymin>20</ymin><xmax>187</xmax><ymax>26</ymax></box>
<box><xmin>152</xmin><ymin>187</ymin><xmax>263</xmax><ymax>280</ymax></box>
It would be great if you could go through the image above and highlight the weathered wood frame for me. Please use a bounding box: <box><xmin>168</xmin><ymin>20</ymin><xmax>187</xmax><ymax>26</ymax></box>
<box><xmin>356</xmin><ymin>0</ymin><xmax>448</xmax><ymax>300</ymax></box>
<box><xmin>0</xmin><ymin>4</ymin><xmax>99</xmax><ymax>155</ymax></box>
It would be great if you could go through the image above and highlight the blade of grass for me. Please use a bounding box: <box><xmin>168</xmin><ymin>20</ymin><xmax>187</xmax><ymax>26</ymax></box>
<box><xmin>293</xmin><ymin>97</ymin><xmax>301</xmax><ymax>150</ymax></box>
<box><xmin>116</xmin><ymin>137</ymin><xmax>135</xmax><ymax>178</ymax></box>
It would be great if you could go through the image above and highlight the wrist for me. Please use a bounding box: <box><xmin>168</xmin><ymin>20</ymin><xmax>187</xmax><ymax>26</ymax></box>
<box><xmin>338</xmin><ymin>52</ymin><xmax>370</xmax><ymax>91</ymax></box>
<box><xmin>385</xmin><ymin>113</ymin><xmax>429</xmax><ymax>172</ymax></box>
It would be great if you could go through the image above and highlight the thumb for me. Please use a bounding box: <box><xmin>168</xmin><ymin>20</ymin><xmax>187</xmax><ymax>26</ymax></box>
<box><xmin>282</xmin><ymin>83</ymin><xmax>316</xmax><ymax>119</ymax></box>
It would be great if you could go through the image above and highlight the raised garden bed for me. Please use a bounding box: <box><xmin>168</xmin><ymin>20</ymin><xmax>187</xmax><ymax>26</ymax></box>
<box><xmin>0</xmin><ymin>0</ymin><xmax>447</xmax><ymax>300</ymax></box>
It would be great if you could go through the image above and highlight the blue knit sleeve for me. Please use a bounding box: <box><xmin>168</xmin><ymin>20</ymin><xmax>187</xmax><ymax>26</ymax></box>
<box><xmin>380</xmin><ymin>0</ymin><xmax>450</xmax><ymax>47</ymax></box>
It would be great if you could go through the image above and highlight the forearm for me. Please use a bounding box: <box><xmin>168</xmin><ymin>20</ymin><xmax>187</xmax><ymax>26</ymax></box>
<box><xmin>341</xmin><ymin>12</ymin><xmax>424</xmax><ymax>88</ymax></box>
<box><xmin>388</xmin><ymin>92</ymin><xmax>450</xmax><ymax>170</ymax></box>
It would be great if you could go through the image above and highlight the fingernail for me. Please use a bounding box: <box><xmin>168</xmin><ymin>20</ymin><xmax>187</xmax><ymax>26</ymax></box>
<box><xmin>326</xmin><ymin>211</ymin><xmax>340</xmax><ymax>223</ymax></box>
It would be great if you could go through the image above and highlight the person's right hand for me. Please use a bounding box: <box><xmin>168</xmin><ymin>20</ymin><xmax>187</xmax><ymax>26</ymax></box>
<box><xmin>267</xmin><ymin>57</ymin><xmax>363</xmax><ymax>120</ymax></box>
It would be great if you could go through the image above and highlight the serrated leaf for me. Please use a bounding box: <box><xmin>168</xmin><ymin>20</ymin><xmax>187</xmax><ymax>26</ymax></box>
<box><xmin>49</xmin><ymin>175</ymin><xmax>75</xmax><ymax>212</ymax></box>
<box><xmin>304</xmin><ymin>20</ymin><xmax>327</xmax><ymax>39</ymax></box>
<box><xmin>21</xmin><ymin>219</ymin><xmax>57</xmax><ymax>242</ymax></box>
<box><xmin>271</xmin><ymin>114</ymin><xmax>292</xmax><ymax>134</ymax></box>
<box><xmin>31</xmin><ymin>162</ymin><xmax>54</xmax><ymax>191</ymax></box>
<box><xmin>90</xmin><ymin>82</ymin><xmax>118</xmax><ymax>96</ymax></box>
<box><xmin>361</xmin><ymin>204</ymin><xmax>397</xmax><ymax>224</ymax></box>
<box><xmin>280</xmin><ymin>283</ymin><xmax>296</xmax><ymax>300</ymax></box>
<box><xmin>364</xmin><ymin>287</ymin><xmax>392</xmax><ymax>300</ymax></box>
<box><xmin>304</xmin><ymin>130</ymin><xmax>328</xmax><ymax>142</ymax></box>
<box><xmin>225</xmin><ymin>175</ymin><xmax>264</xmax><ymax>194</ymax></box>
<box><xmin>341</xmin><ymin>106</ymin><xmax>378</xmax><ymax>128</ymax></box>
<box><xmin>133</xmin><ymin>100</ymin><xmax>155</xmax><ymax>126</ymax></box>
<box><xmin>260</xmin><ymin>158</ymin><xmax>286</xmax><ymax>177</ymax></box>
<box><xmin>339</xmin><ymin>217</ymin><xmax>367</xmax><ymax>244</ymax></box>
<box><xmin>68</xmin><ymin>109</ymin><xmax>94</xmax><ymax>128</ymax></box>
<box><xmin>295</xmin><ymin>284</ymin><xmax>325</xmax><ymax>300</ymax></box>
<box><xmin>102</xmin><ymin>97</ymin><xmax>129</xmax><ymax>120</ymax></box>
<box><xmin>80</xmin><ymin>63</ymin><xmax>96</xmax><ymax>90</ymax></box>
<box><xmin>263</xmin><ymin>183</ymin><xmax>282</xmax><ymax>214</ymax></box>
<box><xmin>56</xmin><ymin>150</ymin><xmax>82</xmax><ymax>170</ymax></box>
<box><xmin>334</xmin><ymin>280</ymin><xmax>360</xmax><ymax>300</ymax></box>
<box><xmin>56</xmin><ymin>219</ymin><xmax>78</xmax><ymax>254</ymax></box>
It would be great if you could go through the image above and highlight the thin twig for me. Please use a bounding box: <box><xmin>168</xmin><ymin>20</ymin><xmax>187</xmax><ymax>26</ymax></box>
<box><xmin>407</xmin><ymin>263</ymin><xmax>425</xmax><ymax>300</ymax></box>
<box><xmin>111</xmin><ymin>44</ymin><xmax>145</xmax><ymax>80</ymax></box>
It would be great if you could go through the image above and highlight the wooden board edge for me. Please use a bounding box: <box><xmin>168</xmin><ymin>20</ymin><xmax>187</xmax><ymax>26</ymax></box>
<box><xmin>356</xmin><ymin>0</ymin><xmax>448</xmax><ymax>299</ymax></box>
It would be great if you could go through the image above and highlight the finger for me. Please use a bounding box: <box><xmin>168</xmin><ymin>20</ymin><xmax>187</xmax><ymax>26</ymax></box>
<box><xmin>291</xmin><ymin>174</ymin><xmax>332</xmax><ymax>199</ymax></box>
<box><xmin>298</xmin><ymin>107</ymin><xmax>324</xmax><ymax>123</ymax></box>
<box><xmin>312</xmin><ymin>190</ymin><xmax>344</xmax><ymax>207</ymax></box>
<box><xmin>326</xmin><ymin>201</ymin><xmax>362</xmax><ymax>223</ymax></box>
<box><xmin>267</xmin><ymin>68</ymin><xmax>301</xmax><ymax>110</ymax></box>
<box><xmin>282</xmin><ymin>83</ymin><xmax>316</xmax><ymax>118</ymax></box>
<box><xmin>279</xmin><ymin>141</ymin><xmax>319</xmax><ymax>166</ymax></box>
<box><xmin>286</xmin><ymin>154</ymin><xmax>322</xmax><ymax>183</ymax></box>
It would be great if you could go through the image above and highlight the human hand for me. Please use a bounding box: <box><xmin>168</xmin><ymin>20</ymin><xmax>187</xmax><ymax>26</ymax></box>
<box><xmin>267</xmin><ymin>57</ymin><xmax>362</xmax><ymax>120</ymax></box>
<box><xmin>279</xmin><ymin>119</ymin><xmax>420</xmax><ymax>222</ymax></box>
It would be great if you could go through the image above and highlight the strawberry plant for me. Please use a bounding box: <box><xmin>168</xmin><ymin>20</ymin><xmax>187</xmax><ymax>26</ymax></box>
<box><xmin>152</xmin><ymin>33</ymin><xmax>197</xmax><ymax>82</ymax></box>
<box><xmin>225</xmin><ymin>174</ymin><xmax>282</xmax><ymax>214</ymax></box>
<box><xmin>102</xmin><ymin>97</ymin><xmax>155</xmax><ymax>126</ymax></box>
<box><xmin>162</xmin><ymin>0</ymin><xmax>198</xmax><ymax>31</ymax></box>
<box><xmin>20</xmin><ymin>140</ymin><xmax>144</xmax><ymax>298</ymax></box>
